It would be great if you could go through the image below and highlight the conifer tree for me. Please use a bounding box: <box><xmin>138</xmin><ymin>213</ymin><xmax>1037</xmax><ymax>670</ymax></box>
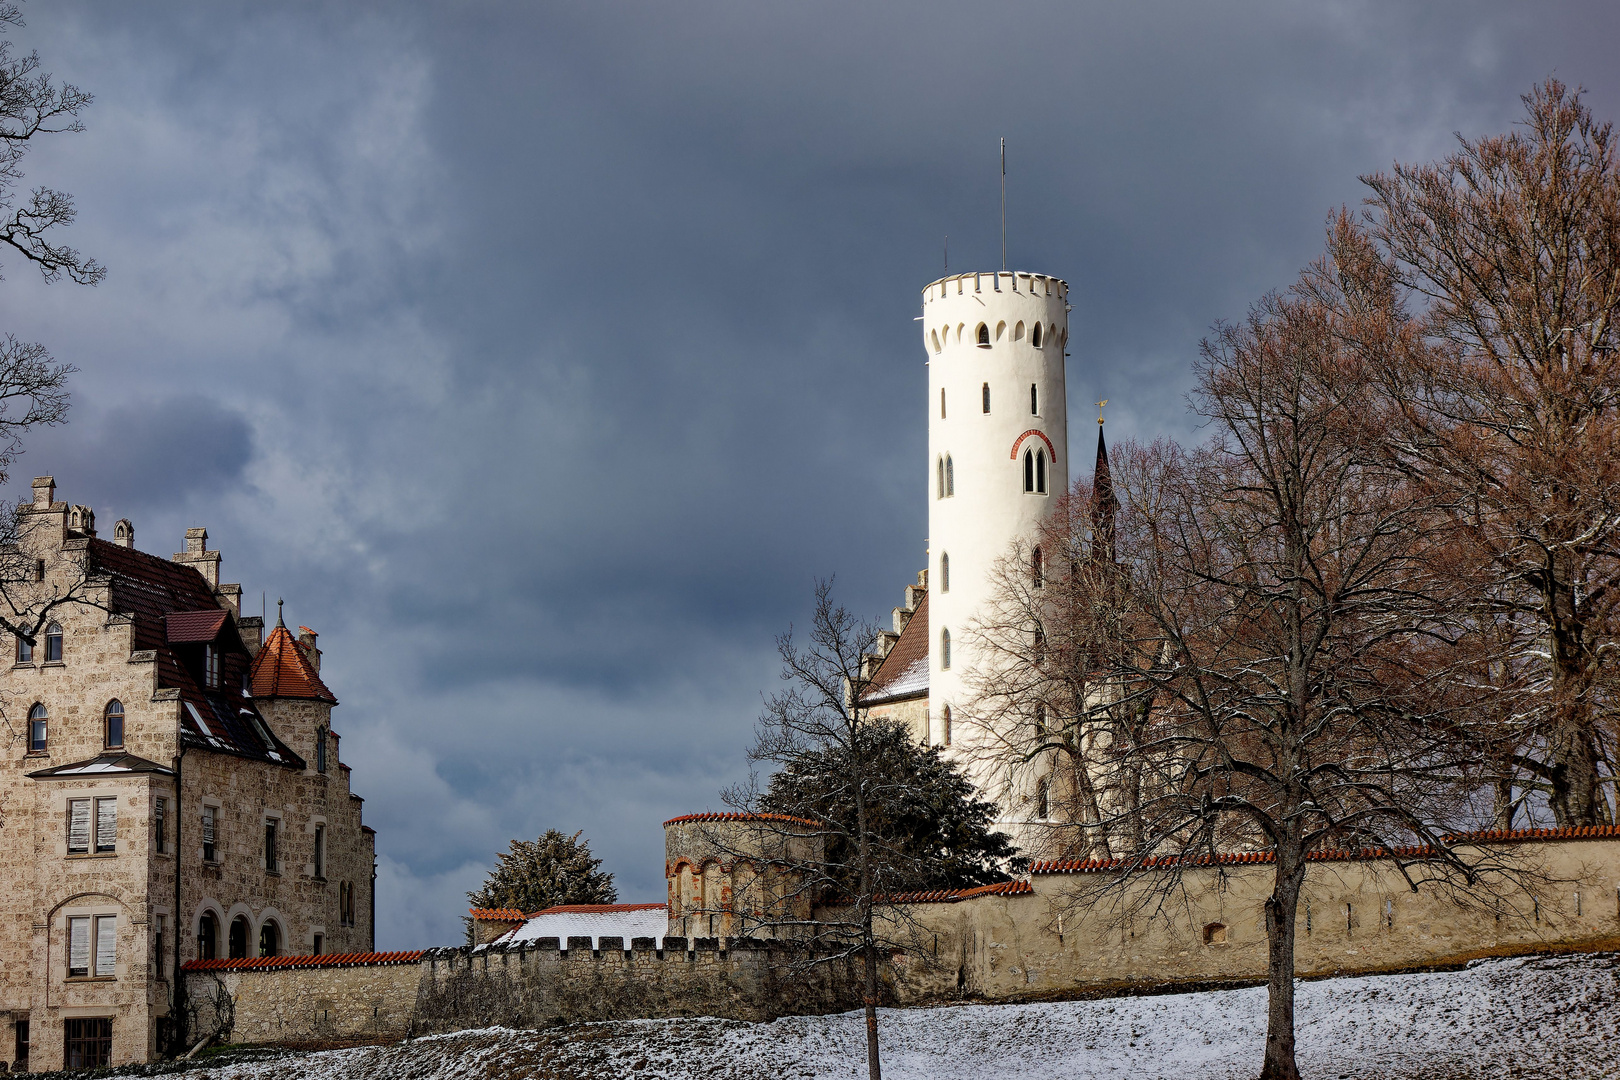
<box><xmin>466</xmin><ymin>829</ymin><xmax>617</xmax><ymax>924</ymax></box>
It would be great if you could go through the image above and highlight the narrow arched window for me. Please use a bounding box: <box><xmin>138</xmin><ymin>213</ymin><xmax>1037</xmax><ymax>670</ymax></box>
<box><xmin>1034</xmin><ymin>625</ymin><xmax>1046</xmax><ymax>662</ymax></box>
<box><xmin>28</xmin><ymin>703</ymin><xmax>46</xmax><ymax>752</ymax></box>
<box><xmin>976</xmin><ymin>323</ymin><xmax>989</xmax><ymax>346</ymax></box>
<box><xmin>945</xmin><ymin>455</ymin><xmax>954</xmax><ymax>497</ymax></box>
<box><xmin>16</xmin><ymin>634</ymin><xmax>31</xmax><ymax>663</ymax></box>
<box><xmin>1024</xmin><ymin>449</ymin><xmax>1035</xmax><ymax>492</ymax></box>
<box><xmin>982</xmin><ymin>383</ymin><xmax>991</xmax><ymax>414</ymax></box>
<box><xmin>45</xmin><ymin>622</ymin><xmax>62</xmax><ymax>663</ymax></box>
<box><xmin>228</xmin><ymin>915</ymin><xmax>250</xmax><ymax>959</ymax></box>
<box><xmin>315</xmin><ymin>724</ymin><xmax>328</xmax><ymax>773</ymax></box>
<box><xmin>1036</xmin><ymin>449</ymin><xmax>1047</xmax><ymax>494</ymax></box>
<box><xmin>197</xmin><ymin>911</ymin><xmax>218</xmax><ymax>960</ymax></box>
<box><xmin>104</xmin><ymin>701</ymin><xmax>124</xmax><ymax>749</ymax></box>
<box><xmin>940</xmin><ymin>388</ymin><xmax>946</xmax><ymax>419</ymax></box>
<box><xmin>1035</xmin><ymin>779</ymin><xmax>1050</xmax><ymax>821</ymax></box>
<box><xmin>942</xmin><ymin>705</ymin><xmax>952</xmax><ymax>747</ymax></box>
<box><xmin>1032</xmin><ymin>546</ymin><xmax>1043</xmax><ymax>588</ymax></box>
<box><xmin>940</xmin><ymin>552</ymin><xmax>950</xmax><ymax>593</ymax></box>
<box><xmin>258</xmin><ymin>919</ymin><xmax>280</xmax><ymax>958</ymax></box>
<box><xmin>1032</xmin><ymin>322</ymin><xmax>1043</xmax><ymax>348</ymax></box>
<box><xmin>1035</xmin><ymin>703</ymin><xmax>1048</xmax><ymax>733</ymax></box>
<box><xmin>930</xmin><ymin>329</ymin><xmax>941</xmax><ymax>353</ymax></box>
<box><xmin>940</xmin><ymin>628</ymin><xmax>951</xmax><ymax>670</ymax></box>
<box><xmin>937</xmin><ymin>457</ymin><xmax>945</xmax><ymax>500</ymax></box>
<box><xmin>1031</xmin><ymin>383</ymin><xmax>1039</xmax><ymax>415</ymax></box>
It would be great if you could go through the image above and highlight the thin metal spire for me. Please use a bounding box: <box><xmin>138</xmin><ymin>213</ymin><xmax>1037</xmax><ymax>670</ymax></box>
<box><xmin>276</xmin><ymin>598</ymin><xmax>285</xmax><ymax>628</ymax></box>
<box><xmin>1000</xmin><ymin>138</ymin><xmax>1007</xmax><ymax>272</ymax></box>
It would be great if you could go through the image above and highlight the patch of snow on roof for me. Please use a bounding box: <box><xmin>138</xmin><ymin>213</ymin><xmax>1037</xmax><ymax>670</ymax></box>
<box><xmin>876</xmin><ymin>656</ymin><xmax>928</xmax><ymax>700</ymax></box>
<box><xmin>495</xmin><ymin>906</ymin><xmax>668</xmax><ymax>950</ymax></box>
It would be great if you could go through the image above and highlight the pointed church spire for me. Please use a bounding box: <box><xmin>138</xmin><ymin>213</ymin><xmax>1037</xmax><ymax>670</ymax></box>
<box><xmin>276</xmin><ymin>597</ymin><xmax>285</xmax><ymax>628</ymax></box>
<box><xmin>1092</xmin><ymin>420</ymin><xmax>1118</xmax><ymax>563</ymax></box>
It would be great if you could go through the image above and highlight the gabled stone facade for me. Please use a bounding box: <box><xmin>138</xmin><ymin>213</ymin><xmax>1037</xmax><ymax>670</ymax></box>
<box><xmin>0</xmin><ymin>480</ymin><xmax>374</xmax><ymax>1070</ymax></box>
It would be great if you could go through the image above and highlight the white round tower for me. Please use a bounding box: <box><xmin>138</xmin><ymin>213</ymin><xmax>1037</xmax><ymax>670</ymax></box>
<box><xmin>923</xmin><ymin>270</ymin><xmax>1069</xmax><ymax>761</ymax></box>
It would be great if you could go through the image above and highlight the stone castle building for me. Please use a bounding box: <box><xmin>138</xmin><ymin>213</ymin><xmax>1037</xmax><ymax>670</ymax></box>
<box><xmin>0</xmin><ymin>479</ymin><xmax>374</xmax><ymax>1070</ymax></box>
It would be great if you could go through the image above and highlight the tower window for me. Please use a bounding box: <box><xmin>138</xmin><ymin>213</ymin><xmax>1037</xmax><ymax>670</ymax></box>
<box><xmin>930</xmin><ymin>329</ymin><xmax>941</xmax><ymax>353</ymax></box>
<box><xmin>315</xmin><ymin>724</ymin><xmax>328</xmax><ymax>773</ymax></box>
<box><xmin>1032</xmin><ymin>322</ymin><xmax>1043</xmax><ymax>348</ymax></box>
<box><xmin>1033</xmin><ymin>546</ymin><xmax>1043</xmax><ymax>588</ymax></box>
<box><xmin>28</xmin><ymin>703</ymin><xmax>46</xmax><ymax>752</ymax></box>
<box><xmin>982</xmin><ymin>383</ymin><xmax>990</xmax><ymax>414</ymax></box>
<box><xmin>104</xmin><ymin>700</ymin><xmax>124</xmax><ymax>749</ymax></box>
<box><xmin>1037</xmin><ymin>449</ymin><xmax>1047</xmax><ymax>493</ymax></box>
<box><xmin>945</xmin><ymin>455</ymin><xmax>954</xmax><ymax>497</ymax></box>
<box><xmin>940</xmin><ymin>388</ymin><xmax>946</xmax><ymax>419</ymax></box>
<box><xmin>44</xmin><ymin>623</ymin><xmax>62</xmax><ymax>663</ymax></box>
<box><xmin>1014</xmin><ymin>320</ymin><xmax>1025</xmax><ymax>341</ymax></box>
<box><xmin>1035</xmin><ymin>779</ymin><xmax>1050</xmax><ymax>821</ymax></box>
<box><xmin>1026</xmin><ymin>449</ymin><xmax>1047</xmax><ymax>493</ymax></box>
<box><xmin>1031</xmin><ymin>383</ymin><xmax>1039</xmax><ymax>415</ymax></box>
<box><xmin>1024</xmin><ymin>449</ymin><xmax>1035</xmax><ymax>492</ymax></box>
<box><xmin>940</xmin><ymin>552</ymin><xmax>949</xmax><ymax>593</ymax></box>
<box><xmin>976</xmin><ymin>323</ymin><xmax>989</xmax><ymax>346</ymax></box>
<box><xmin>936</xmin><ymin>457</ymin><xmax>945</xmax><ymax>500</ymax></box>
<box><xmin>942</xmin><ymin>705</ymin><xmax>952</xmax><ymax>747</ymax></box>
<box><xmin>941</xmin><ymin>628</ymin><xmax>951</xmax><ymax>670</ymax></box>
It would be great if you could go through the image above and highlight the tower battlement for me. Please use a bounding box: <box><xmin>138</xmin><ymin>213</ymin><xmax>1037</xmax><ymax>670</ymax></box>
<box><xmin>922</xmin><ymin>271</ymin><xmax>1068</xmax><ymax>303</ymax></box>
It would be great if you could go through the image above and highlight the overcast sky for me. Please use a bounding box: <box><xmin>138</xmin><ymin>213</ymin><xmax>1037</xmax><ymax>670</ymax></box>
<box><xmin>3</xmin><ymin>2</ymin><xmax>1613</xmax><ymax>947</ymax></box>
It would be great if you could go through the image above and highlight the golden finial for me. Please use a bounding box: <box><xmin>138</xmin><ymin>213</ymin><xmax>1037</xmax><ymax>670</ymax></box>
<box><xmin>1096</xmin><ymin>399</ymin><xmax>1108</xmax><ymax>425</ymax></box>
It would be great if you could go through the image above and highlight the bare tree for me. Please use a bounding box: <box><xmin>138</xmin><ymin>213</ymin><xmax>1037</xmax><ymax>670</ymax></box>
<box><xmin>725</xmin><ymin>579</ymin><xmax>957</xmax><ymax>1080</ymax></box>
<box><xmin>1347</xmin><ymin>79</ymin><xmax>1620</xmax><ymax>827</ymax></box>
<box><xmin>969</xmin><ymin>250</ymin><xmax>1503</xmax><ymax>1080</ymax></box>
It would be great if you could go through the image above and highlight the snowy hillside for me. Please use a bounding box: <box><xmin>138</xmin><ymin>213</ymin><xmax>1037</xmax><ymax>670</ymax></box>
<box><xmin>176</xmin><ymin>953</ymin><xmax>1618</xmax><ymax>1080</ymax></box>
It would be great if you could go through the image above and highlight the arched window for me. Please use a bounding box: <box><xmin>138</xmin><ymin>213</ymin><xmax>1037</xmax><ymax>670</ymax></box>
<box><xmin>975</xmin><ymin>323</ymin><xmax>989</xmax><ymax>346</ymax></box>
<box><xmin>1037</xmin><ymin>449</ymin><xmax>1047</xmax><ymax>493</ymax></box>
<box><xmin>1035</xmin><ymin>703</ymin><xmax>1048</xmax><ymax>732</ymax></box>
<box><xmin>930</xmin><ymin>329</ymin><xmax>941</xmax><ymax>353</ymax></box>
<box><xmin>982</xmin><ymin>383</ymin><xmax>991</xmax><ymax>413</ymax></box>
<box><xmin>228</xmin><ymin>915</ymin><xmax>250</xmax><ymax>959</ymax></box>
<box><xmin>941</xmin><ymin>705</ymin><xmax>952</xmax><ymax>747</ymax></box>
<box><xmin>1035</xmin><ymin>778</ymin><xmax>1050</xmax><ymax>821</ymax></box>
<box><xmin>945</xmin><ymin>455</ymin><xmax>954</xmax><ymax>497</ymax></box>
<box><xmin>44</xmin><ymin>622</ymin><xmax>62</xmax><ymax>663</ymax></box>
<box><xmin>1032</xmin><ymin>546</ymin><xmax>1043</xmax><ymax>588</ymax></box>
<box><xmin>16</xmin><ymin>633</ymin><xmax>31</xmax><ymax>663</ymax></box>
<box><xmin>1034</xmin><ymin>625</ymin><xmax>1046</xmax><ymax>662</ymax></box>
<box><xmin>197</xmin><ymin>911</ymin><xmax>218</xmax><ymax>960</ymax></box>
<box><xmin>1031</xmin><ymin>383</ymin><xmax>1039</xmax><ymax>415</ymax></box>
<box><xmin>940</xmin><ymin>388</ymin><xmax>946</xmax><ymax>419</ymax></box>
<box><xmin>104</xmin><ymin>701</ymin><xmax>124</xmax><ymax>749</ymax></box>
<box><xmin>940</xmin><ymin>552</ymin><xmax>950</xmax><ymax>593</ymax></box>
<box><xmin>940</xmin><ymin>628</ymin><xmax>951</xmax><ymax>670</ymax></box>
<box><xmin>28</xmin><ymin>703</ymin><xmax>46</xmax><ymax>752</ymax></box>
<box><xmin>1013</xmin><ymin>320</ymin><xmax>1025</xmax><ymax>341</ymax></box>
<box><xmin>259</xmin><ymin>919</ymin><xmax>280</xmax><ymax>958</ymax></box>
<box><xmin>315</xmin><ymin>724</ymin><xmax>328</xmax><ymax>773</ymax></box>
<box><xmin>1024</xmin><ymin>449</ymin><xmax>1035</xmax><ymax>492</ymax></box>
<box><xmin>937</xmin><ymin>456</ymin><xmax>945</xmax><ymax>500</ymax></box>
<box><xmin>1032</xmin><ymin>322</ymin><xmax>1043</xmax><ymax>348</ymax></box>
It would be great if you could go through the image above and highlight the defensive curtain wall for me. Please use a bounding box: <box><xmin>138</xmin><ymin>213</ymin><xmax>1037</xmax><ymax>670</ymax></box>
<box><xmin>183</xmin><ymin>819</ymin><xmax>1620</xmax><ymax>1047</ymax></box>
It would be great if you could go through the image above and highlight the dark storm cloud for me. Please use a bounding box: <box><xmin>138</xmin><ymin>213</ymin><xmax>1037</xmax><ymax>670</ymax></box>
<box><xmin>6</xmin><ymin>0</ymin><xmax>1616</xmax><ymax>944</ymax></box>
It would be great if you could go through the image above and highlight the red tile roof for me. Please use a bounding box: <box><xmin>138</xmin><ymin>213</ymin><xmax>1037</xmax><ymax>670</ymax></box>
<box><xmin>468</xmin><ymin>908</ymin><xmax>527</xmax><ymax>921</ymax></box>
<box><xmin>532</xmin><ymin>903</ymin><xmax>666</xmax><ymax>915</ymax></box>
<box><xmin>883</xmin><ymin>880</ymin><xmax>1033</xmax><ymax>904</ymax></box>
<box><xmin>252</xmin><ymin>622</ymin><xmax>337</xmax><ymax>703</ymax></box>
<box><xmin>182</xmin><ymin>950</ymin><xmax>424</xmax><ymax>972</ymax></box>
<box><xmin>861</xmin><ymin>591</ymin><xmax>928</xmax><ymax>704</ymax></box>
<box><xmin>165</xmin><ymin>609</ymin><xmax>229</xmax><ymax>643</ymax></box>
<box><xmin>1029</xmin><ymin>825</ymin><xmax>1620</xmax><ymax>876</ymax></box>
<box><xmin>663</xmin><ymin>811</ymin><xmax>822</xmax><ymax>828</ymax></box>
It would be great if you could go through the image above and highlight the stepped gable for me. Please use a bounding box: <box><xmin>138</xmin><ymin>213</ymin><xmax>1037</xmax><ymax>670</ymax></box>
<box><xmin>84</xmin><ymin>537</ymin><xmax>301</xmax><ymax>767</ymax></box>
<box><xmin>861</xmin><ymin>590</ymin><xmax>928</xmax><ymax>705</ymax></box>
<box><xmin>252</xmin><ymin>620</ymin><xmax>338</xmax><ymax>703</ymax></box>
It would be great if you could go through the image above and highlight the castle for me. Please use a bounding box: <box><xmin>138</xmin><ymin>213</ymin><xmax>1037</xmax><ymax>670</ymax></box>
<box><xmin>0</xmin><ymin>480</ymin><xmax>374</xmax><ymax>1070</ymax></box>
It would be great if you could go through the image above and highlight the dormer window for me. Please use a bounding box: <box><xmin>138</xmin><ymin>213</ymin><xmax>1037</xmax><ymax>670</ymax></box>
<box><xmin>44</xmin><ymin>623</ymin><xmax>62</xmax><ymax>663</ymax></box>
<box><xmin>203</xmin><ymin>644</ymin><xmax>220</xmax><ymax>689</ymax></box>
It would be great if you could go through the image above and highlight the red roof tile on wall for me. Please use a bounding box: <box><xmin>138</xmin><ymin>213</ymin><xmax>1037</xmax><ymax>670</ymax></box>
<box><xmin>183</xmin><ymin>950</ymin><xmax>424</xmax><ymax>972</ymax></box>
<box><xmin>468</xmin><ymin>908</ymin><xmax>526</xmax><ymax>921</ymax></box>
<box><xmin>663</xmin><ymin>811</ymin><xmax>821</xmax><ymax>828</ymax></box>
<box><xmin>252</xmin><ymin>623</ymin><xmax>337</xmax><ymax>702</ymax></box>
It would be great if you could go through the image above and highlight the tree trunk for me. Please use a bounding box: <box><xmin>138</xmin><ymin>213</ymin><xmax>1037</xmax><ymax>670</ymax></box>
<box><xmin>863</xmin><ymin>944</ymin><xmax>882</xmax><ymax>1080</ymax></box>
<box><xmin>1547</xmin><ymin>720</ymin><xmax>1604</xmax><ymax>827</ymax></box>
<box><xmin>1260</xmin><ymin>851</ymin><xmax>1306</xmax><ymax>1080</ymax></box>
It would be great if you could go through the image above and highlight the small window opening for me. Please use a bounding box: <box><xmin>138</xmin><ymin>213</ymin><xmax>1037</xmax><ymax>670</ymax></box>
<box><xmin>63</xmin><ymin>1017</ymin><xmax>112</xmax><ymax>1069</ymax></box>
<box><xmin>1034</xmin><ymin>779</ymin><xmax>1050</xmax><ymax>821</ymax></box>
<box><xmin>945</xmin><ymin>455</ymin><xmax>954</xmax><ymax>497</ymax></box>
<box><xmin>155</xmin><ymin>914</ymin><xmax>166</xmax><ymax>974</ymax></box>
<box><xmin>315</xmin><ymin>724</ymin><xmax>328</xmax><ymax>773</ymax></box>
<box><xmin>936</xmin><ymin>456</ymin><xmax>945</xmax><ymax>500</ymax></box>
<box><xmin>44</xmin><ymin>622</ymin><xmax>62</xmax><ymax>663</ymax></box>
<box><xmin>314</xmin><ymin>824</ymin><xmax>326</xmax><ymax>879</ymax></box>
<box><xmin>1031</xmin><ymin>383</ymin><xmax>1039</xmax><ymax>415</ymax></box>
<box><xmin>1024</xmin><ymin>449</ymin><xmax>1035</xmax><ymax>492</ymax></box>
<box><xmin>1032</xmin><ymin>322</ymin><xmax>1043</xmax><ymax>348</ymax></box>
<box><xmin>104</xmin><ymin>700</ymin><xmax>124</xmax><ymax>749</ymax></box>
<box><xmin>228</xmin><ymin>915</ymin><xmax>249</xmax><ymax>959</ymax></box>
<box><xmin>976</xmin><ymin>323</ymin><xmax>989</xmax><ymax>346</ymax></box>
<box><xmin>154</xmin><ymin>797</ymin><xmax>167</xmax><ymax>854</ymax></box>
<box><xmin>1014</xmin><ymin>320</ymin><xmax>1025</xmax><ymax>341</ymax></box>
<box><xmin>930</xmin><ymin>329</ymin><xmax>941</xmax><ymax>353</ymax></box>
<box><xmin>940</xmin><ymin>628</ymin><xmax>951</xmax><ymax>670</ymax></box>
<box><xmin>1203</xmin><ymin>922</ymin><xmax>1228</xmax><ymax>945</ymax></box>
<box><xmin>940</xmin><ymin>388</ymin><xmax>946</xmax><ymax>419</ymax></box>
<box><xmin>1036</xmin><ymin>450</ymin><xmax>1047</xmax><ymax>493</ymax></box>
<box><xmin>264</xmin><ymin>819</ymin><xmax>280</xmax><ymax>874</ymax></box>
<box><xmin>28</xmin><ymin>702</ymin><xmax>47</xmax><ymax>752</ymax></box>
<box><xmin>203</xmin><ymin>644</ymin><xmax>220</xmax><ymax>689</ymax></box>
<box><xmin>312</xmin><ymin>933</ymin><xmax>324</xmax><ymax>957</ymax></box>
<box><xmin>1035</xmin><ymin>703</ymin><xmax>1047</xmax><ymax>733</ymax></box>
<box><xmin>259</xmin><ymin>919</ymin><xmax>280</xmax><ymax>958</ymax></box>
<box><xmin>1032</xmin><ymin>546</ymin><xmax>1043</xmax><ymax>588</ymax></box>
<box><xmin>95</xmin><ymin>797</ymin><xmax>117</xmax><ymax>853</ymax></box>
<box><xmin>68</xmin><ymin>798</ymin><xmax>91</xmax><ymax>854</ymax></box>
<box><xmin>1034</xmin><ymin>626</ymin><xmax>1046</xmax><ymax>662</ymax></box>
<box><xmin>982</xmin><ymin>383</ymin><xmax>991</xmax><ymax>413</ymax></box>
<box><xmin>941</xmin><ymin>705</ymin><xmax>952</xmax><ymax>747</ymax></box>
<box><xmin>940</xmin><ymin>552</ymin><xmax>950</xmax><ymax>593</ymax></box>
<box><xmin>197</xmin><ymin>911</ymin><xmax>218</xmax><ymax>960</ymax></box>
<box><xmin>16</xmin><ymin>634</ymin><xmax>31</xmax><ymax>663</ymax></box>
<box><xmin>201</xmin><ymin>805</ymin><xmax>217</xmax><ymax>863</ymax></box>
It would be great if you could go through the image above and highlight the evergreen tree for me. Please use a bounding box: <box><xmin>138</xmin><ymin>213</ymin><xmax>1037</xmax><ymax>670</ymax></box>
<box><xmin>466</xmin><ymin>829</ymin><xmax>617</xmax><ymax>921</ymax></box>
<box><xmin>762</xmin><ymin>719</ymin><xmax>1015</xmax><ymax>893</ymax></box>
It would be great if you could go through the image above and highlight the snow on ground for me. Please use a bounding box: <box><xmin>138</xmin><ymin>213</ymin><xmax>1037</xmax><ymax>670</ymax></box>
<box><xmin>176</xmin><ymin>953</ymin><xmax>1619</xmax><ymax>1080</ymax></box>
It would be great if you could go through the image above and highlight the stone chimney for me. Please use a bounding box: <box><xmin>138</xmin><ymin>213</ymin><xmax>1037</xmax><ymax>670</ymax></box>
<box><xmin>172</xmin><ymin>526</ymin><xmax>221</xmax><ymax>588</ymax></box>
<box><xmin>297</xmin><ymin>626</ymin><xmax>321</xmax><ymax>673</ymax></box>
<box><xmin>31</xmin><ymin>476</ymin><xmax>54</xmax><ymax>507</ymax></box>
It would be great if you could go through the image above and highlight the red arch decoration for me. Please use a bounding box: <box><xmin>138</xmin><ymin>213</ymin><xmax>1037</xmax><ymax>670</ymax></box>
<box><xmin>1010</xmin><ymin>429</ymin><xmax>1057</xmax><ymax>462</ymax></box>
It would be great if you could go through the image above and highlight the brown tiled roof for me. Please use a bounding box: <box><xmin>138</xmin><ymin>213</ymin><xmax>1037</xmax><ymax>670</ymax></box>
<box><xmin>532</xmin><ymin>903</ymin><xmax>666</xmax><ymax>915</ymax></box>
<box><xmin>663</xmin><ymin>811</ymin><xmax>821</xmax><ymax>828</ymax></box>
<box><xmin>183</xmin><ymin>950</ymin><xmax>423</xmax><ymax>972</ymax></box>
<box><xmin>252</xmin><ymin>622</ymin><xmax>337</xmax><ymax>703</ymax></box>
<box><xmin>468</xmin><ymin>908</ymin><xmax>527</xmax><ymax>922</ymax></box>
<box><xmin>81</xmin><ymin>538</ymin><xmax>300</xmax><ymax>767</ymax></box>
<box><xmin>1028</xmin><ymin>825</ymin><xmax>1620</xmax><ymax>876</ymax></box>
<box><xmin>861</xmin><ymin>591</ymin><xmax>928</xmax><ymax>704</ymax></box>
<box><xmin>884</xmin><ymin>880</ymin><xmax>1032</xmax><ymax>904</ymax></box>
<box><xmin>166</xmin><ymin>609</ymin><xmax>228</xmax><ymax>642</ymax></box>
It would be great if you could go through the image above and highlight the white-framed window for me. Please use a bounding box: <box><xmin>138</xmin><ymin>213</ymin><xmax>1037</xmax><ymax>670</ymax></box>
<box><xmin>1024</xmin><ymin>448</ymin><xmax>1047</xmax><ymax>494</ymax></box>
<box><xmin>16</xmin><ymin>633</ymin><xmax>31</xmax><ymax>663</ymax></box>
<box><xmin>104</xmin><ymin>700</ymin><xmax>124</xmax><ymax>749</ymax></box>
<box><xmin>28</xmin><ymin>702</ymin><xmax>47</xmax><ymax>752</ymax></box>
<box><xmin>44</xmin><ymin>622</ymin><xmax>62</xmax><ymax>663</ymax></box>
<box><xmin>67</xmin><ymin>914</ymin><xmax>116</xmax><ymax>978</ymax></box>
<box><xmin>67</xmin><ymin>797</ymin><xmax>117</xmax><ymax>855</ymax></box>
<box><xmin>204</xmin><ymin>644</ymin><xmax>220</xmax><ymax>688</ymax></box>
